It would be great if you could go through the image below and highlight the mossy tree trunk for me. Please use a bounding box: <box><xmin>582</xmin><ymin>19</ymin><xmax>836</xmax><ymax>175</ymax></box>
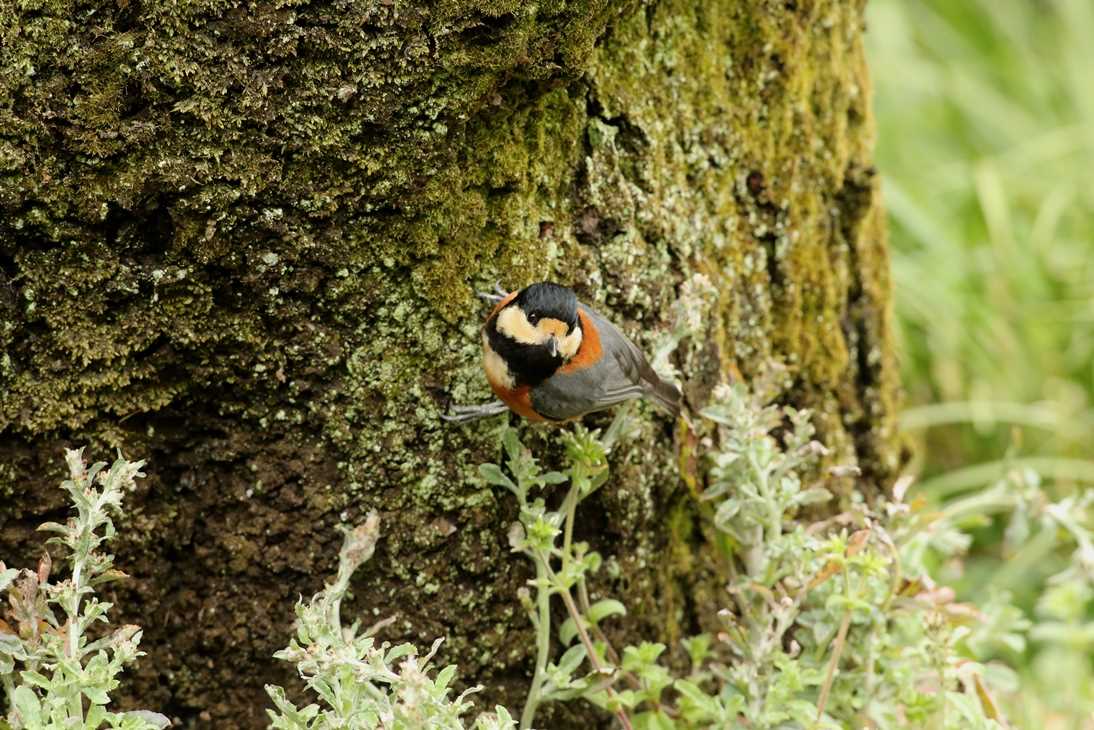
<box><xmin>0</xmin><ymin>0</ymin><xmax>901</xmax><ymax>726</ymax></box>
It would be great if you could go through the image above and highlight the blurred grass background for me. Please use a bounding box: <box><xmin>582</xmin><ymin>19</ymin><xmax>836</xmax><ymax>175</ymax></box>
<box><xmin>867</xmin><ymin>0</ymin><xmax>1094</xmax><ymax>726</ymax></box>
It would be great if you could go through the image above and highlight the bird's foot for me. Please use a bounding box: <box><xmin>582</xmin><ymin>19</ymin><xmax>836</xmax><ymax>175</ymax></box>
<box><xmin>441</xmin><ymin>400</ymin><xmax>510</xmax><ymax>423</ymax></box>
<box><xmin>477</xmin><ymin>281</ymin><xmax>509</xmax><ymax>303</ymax></box>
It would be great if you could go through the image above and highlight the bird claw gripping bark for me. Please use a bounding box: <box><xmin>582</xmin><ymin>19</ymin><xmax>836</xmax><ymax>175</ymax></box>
<box><xmin>477</xmin><ymin>281</ymin><xmax>509</xmax><ymax>303</ymax></box>
<box><xmin>441</xmin><ymin>400</ymin><xmax>510</xmax><ymax>422</ymax></box>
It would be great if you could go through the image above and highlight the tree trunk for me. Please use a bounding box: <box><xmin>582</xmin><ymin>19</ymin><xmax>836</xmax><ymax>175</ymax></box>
<box><xmin>0</xmin><ymin>0</ymin><xmax>901</xmax><ymax>726</ymax></box>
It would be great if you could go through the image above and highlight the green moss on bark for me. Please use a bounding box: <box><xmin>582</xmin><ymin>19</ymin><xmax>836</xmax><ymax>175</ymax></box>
<box><xmin>0</xmin><ymin>0</ymin><xmax>900</xmax><ymax>726</ymax></box>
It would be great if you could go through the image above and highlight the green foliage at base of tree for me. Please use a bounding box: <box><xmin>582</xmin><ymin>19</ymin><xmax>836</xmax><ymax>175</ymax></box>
<box><xmin>7</xmin><ymin>379</ymin><xmax>1087</xmax><ymax>728</ymax></box>
<box><xmin>0</xmin><ymin>451</ymin><xmax>168</xmax><ymax>730</ymax></box>
<box><xmin>271</xmin><ymin>379</ymin><xmax>1066</xmax><ymax>729</ymax></box>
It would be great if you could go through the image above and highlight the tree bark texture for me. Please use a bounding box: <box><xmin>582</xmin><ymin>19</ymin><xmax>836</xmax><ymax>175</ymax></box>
<box><xmin>0</xmin><ymin>0</ymin><xmax>901</xmax><ymax>726</ymax></box>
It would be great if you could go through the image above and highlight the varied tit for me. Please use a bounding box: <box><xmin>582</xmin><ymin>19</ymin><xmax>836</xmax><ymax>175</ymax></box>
<box><xmin>444</xmin><ymin>282</ymin><xmax>682</xmax><ymax>423</ymax></box>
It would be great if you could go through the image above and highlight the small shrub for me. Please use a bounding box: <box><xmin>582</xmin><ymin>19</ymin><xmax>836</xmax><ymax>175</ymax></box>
<box><xmin>6</xmin><ymin>386</ymin><xmax>1075</xmax><ymax>729</ymax></box>
<box><xmin>478</xmin><ymin>381</ymin><xmax>1013</xmax><ymax>729</ymax></box>
<box><xmin>0</xmin><ymin>449</ymin><xmax>168</xmax><ymax>730</ymax></box>
<box><xmin>264</xmin><ymin>512</ymin><xmax>516</xmax><ymax>730</ymax></box>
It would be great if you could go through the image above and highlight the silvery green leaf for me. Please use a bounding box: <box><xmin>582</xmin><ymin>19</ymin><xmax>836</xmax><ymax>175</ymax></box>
<box><xmin>265</xmin><ymin>684</ymin><xmax>317</xmax><ymax>726</ymax></box>
<box><xmin>633</xmin><ymin>709</ymin><xmax>675</xmax><ymax>730</ymax></box>
<box><xmin>36</xmin><ymin>521</ymin><xmax>69</xmax><ymax>535</ymax></box>
<box><xmin>791</xmin><ymin>487</ymin><xmax>833</xmax><ymax>507</ymax></box>
<box><xmin>83</xmin><ymin>684</ymin><xmax>111</xmax><ymax>705</ymax></box>
<box><xmin>586</xmin><ymin>599</ymin><xmax>627</xmax><ymax>625</ymax></box>
<box><xmin>435</xmin><ymin>664</ymin><xmax>458</xmax><ymax>691</ymax></box>
<box><xmin>119</xmin><ymin>710</ymin><xmax>171</xmax><ymax>729</ymax></box>
<box><xmin>675</xmin><ymin>679</ymin><xmax>723</xmax><ymax>721</ymax></box>
<box><xmin>543</xmin><ymin>678</ymin><xmax>593</xmax><ymax>701</ymax></box>
<box><xmin>980</xmin><ymin>662</ymin><xmax>1019</xmax><ymax>693</ymax></box>
<box><xmin>698</xmin><ymin>404</ymin><xmax>734</xmax><ymax>425</ymax></box>
<box><xmin>944</xmin><ymin>691</ymin><xmax>998</xmax><ymax>728</ymax></box>
<box><xmin>474</xmin><ymin>705</ymin><xmax>516</xmax><ymax>730</ymax></box>
<box><xmin>621</xmin><ymin>642</ymin><xmax>665</xmax><ymax>671</ymax></box>
<box><xmin>559</xmin><ymin>616</ymin><xmax>583</xmax><ymax>646</ymax></box>
<box><xmin>310</xmin><ymin>677</ymin><xmax>337</xmax><ymax>707</ymax></box>
<box><xmin>787</xmin><ymin>699</ymin><xmax>825</xmax><ymax>725</ymax></box>
<box><xmin>0</xmin><ymin>629</ymin><xmax>23</xmax><ymax>654</ymax></box>
<box><xmin>19</xmin><ymin>669</ymin><xmax>51</xmax><ymax>690</ymax></box>
<box><xmin>714</xmin><ymin>498</ymin><xmax>741</xmax><ymax>526</ymax></box>
<box><xmin>11</xmin><ymin>686</ymin><xmax>42</xmax><ymax>726</ymax></box>
<box><xmin>478</xmin><ymin>463</ymin><xmax>514</xmax><ymax>490</ymax></box>
<box><xmin>86</xmin><ymin>704</ymin><xmax>107</xmax><ymax>727</ymax></box>
<box><xmin>385</xmin><ymin>642</ymin><xmax>416</xmax><ymax>663</ymax></box>
<box><xmin>556</xmin><ymin>644</ymin><xmax>587</xmax><ymax>677</ymax></box>
<box><xmin>501</xmin><ymin>427</ymin><xmax>521</xmax><ymax>457</ymax></box>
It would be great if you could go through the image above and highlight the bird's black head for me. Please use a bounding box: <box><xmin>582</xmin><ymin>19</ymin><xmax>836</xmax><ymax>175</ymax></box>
<box><xmin>514</xmin><ymin>282</ymin><xmax>579</xmax><ymax>332</ymax></box>
<box><xmin>486</xmin><ymin>282</ymin><xmax>584</xmax><ymax>386</ymax></box>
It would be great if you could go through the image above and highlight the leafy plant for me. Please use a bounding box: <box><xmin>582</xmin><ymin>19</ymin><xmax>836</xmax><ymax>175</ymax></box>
<box><xmin>479</xmin><ymin>380</ymin><xmax>1013</xmax><ymax>729</ymax></box>
<box><xmin>899</xmin><ymin>464</ymin><xmax>1094</xmax><ymax>725</ymax></box>
<box><xmin>0</xmin><ymin>449</ymin><xmax>168</xmax><ymax>730</ymax></box>
<box><xmin>479</xmin><ymin>418</ymin><xmax>636</xmax><ymax>729</ymax></box>
<box><xmin>265</xmin><ymin>512</ymin><xmax>515</xmax><ymax>730</ymax></box>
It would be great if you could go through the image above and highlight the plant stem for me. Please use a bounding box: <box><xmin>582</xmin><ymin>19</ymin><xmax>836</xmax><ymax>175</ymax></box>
<box><xmin>815</xmin><ymin>609</ymin><xmax>850</xmax><ymax>723</ymax></box>
<box><xmin>750</xmin><ymin>449</ymin><xmax>781</xmax><ymax>547</ymax></box>
<box><xmin>520</xmin><ymin>557</ymin><xmax>553</xmax><ymax>730</ymax></box>
<box><xmin>549</xmin><ymin>565</ymin><xmax>633</xmax><ymax>730</ymax></box>
<box><xmin>576</xmin><ymin>580</ymin><xmax>622</xmax><ymax>669</ymax></box>
<box><xmin>562</xmin><ymin>482</ymin><xmax>579</xmax><ymax>558</ymax></box>
<box><xmin>64</xmin><ymin>492</ymin><xmax>100</xmax><ymax>724</ymax></box>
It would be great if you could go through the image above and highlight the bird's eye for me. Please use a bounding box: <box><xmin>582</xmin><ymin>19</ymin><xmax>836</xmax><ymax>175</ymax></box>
<box><xmin>528</xmin><ymin>313</ymin><xmax>539</xmax><ymax>323</ymax></box>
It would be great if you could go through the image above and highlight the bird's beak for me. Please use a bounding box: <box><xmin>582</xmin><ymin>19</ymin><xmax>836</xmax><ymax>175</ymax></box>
<box><xmin>547</xmin><ymin>336</ymin><xmax>559</xmax><ymax>358</ymax></box>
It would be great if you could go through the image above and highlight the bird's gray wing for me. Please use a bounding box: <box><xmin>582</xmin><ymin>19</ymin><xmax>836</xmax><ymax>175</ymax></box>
<box><xmin>584</xmin><ymin>305</ymin><xmax>680</xmax><ymax>416</ymax></box>
<box><xmin>530</xmin><ymin>303</ymin><xmax>680</xmax><ymax>420</ymax></box>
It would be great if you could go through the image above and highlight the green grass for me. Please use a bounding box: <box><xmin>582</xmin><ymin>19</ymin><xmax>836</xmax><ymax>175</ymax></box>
<box><xmin>867</xmin><ymin>0</ymin><xmax>1094</xmax><ymax>726</ymax></box>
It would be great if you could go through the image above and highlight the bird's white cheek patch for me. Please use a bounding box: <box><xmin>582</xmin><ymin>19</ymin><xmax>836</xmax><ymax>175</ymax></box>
<box><xmin>496</xmin><ymin>306</ymin><xmax>539</xmax><ymax>345</ymax></box>
<box><xmin>483</xmin><ymin>337</ymin><xmax>515</xmax><ymax>390</ymax></box>
<box><xmin>558</xmin><ymin>326</ymin><xmax>582</xmax><ymax>359</ymax></box>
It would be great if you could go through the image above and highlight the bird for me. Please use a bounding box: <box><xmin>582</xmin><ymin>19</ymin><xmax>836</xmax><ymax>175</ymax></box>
<box><xmin>444</xmin><ymin>282</ymin><xmax>682</xmax><ymax>423</ymax></box>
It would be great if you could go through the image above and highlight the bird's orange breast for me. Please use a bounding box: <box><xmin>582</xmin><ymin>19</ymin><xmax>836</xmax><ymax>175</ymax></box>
<box><xmin>558</xmin><ymin>308</ymin><xmax>602</xmax><ymax>374</ymax></box>
<box><xmin>490</xmin><ymin>381</ymin><xmax>544</xmax><ymax>421</ymax></box>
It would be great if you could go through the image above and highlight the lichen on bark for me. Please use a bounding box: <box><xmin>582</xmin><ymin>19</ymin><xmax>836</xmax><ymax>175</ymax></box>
<box><xmin>0</xmin><ymin>0</ymin><xmax>900</xmax><ymax>726</ymax></box>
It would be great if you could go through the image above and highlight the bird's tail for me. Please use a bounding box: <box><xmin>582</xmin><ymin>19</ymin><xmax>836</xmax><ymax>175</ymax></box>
<box><xmin>642</xmin><ymin>371</ymin><xmax>682</xmax><ymax>419</ymax></box>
